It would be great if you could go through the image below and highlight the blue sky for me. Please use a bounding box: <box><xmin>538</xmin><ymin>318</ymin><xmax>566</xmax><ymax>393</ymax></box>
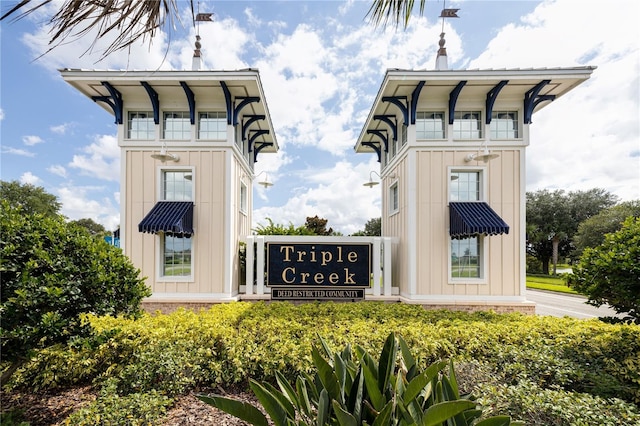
<box><xmin>1</xmin><ymin>0</ymin><xmax>639</xmax><ymax>234</ymax></box>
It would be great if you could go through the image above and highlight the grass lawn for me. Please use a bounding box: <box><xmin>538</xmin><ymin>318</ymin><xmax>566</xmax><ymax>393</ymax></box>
<box><xmin>526</xmin><ymin>274</ymin><xmax>580</xmax><ymax>294</ymax></box>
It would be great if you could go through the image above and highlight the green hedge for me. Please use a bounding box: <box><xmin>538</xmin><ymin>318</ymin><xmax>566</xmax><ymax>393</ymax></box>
<box><xmin>5</xmin><ymin>302</ymin><xmax>640</xmax><ymax>424</ymax></box>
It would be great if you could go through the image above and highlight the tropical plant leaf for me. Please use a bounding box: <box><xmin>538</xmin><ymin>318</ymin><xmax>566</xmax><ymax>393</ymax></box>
<box><xmin>448</xmin><ymin>359</ymin><xmax>460</xmax><ymax>397</ymax></box>
<box><xmin>317</xmin><ymin>389</ymin><xmax>330</xmax><ymax>426</ymax></box>
<box><xmin>371</xmin><ymin>400</ymin><xmax>394</xmax><ymax>426</ymax></box>
<box><xmin>475</xmin><ymin>416</ymin><xmax>513</xmax><ymax>426</ymax></box>
<box><xmin>362</xmin><ymin>359</ymin><xmax>385</xmax><ymax>411</ymax></box>
<box><xmin>333</xmin><ymin>400</ymin><xmax>358</xmax><ymax>426</ymax></box>
<box><xmin>346</xmin><ymin>368</ymin><xmax>364</xmax><ymax>423</ymax></box>
<box><xmin>422</xmin><ymin>400</ymin><xmax>477</xmax><ymax>426</ymax></box>
<box><xmin>378</xmin><ymin>332</ymin><xmax>397</xmax><ymax>393</ymax></box>
<box><xmin>296</xmin><ymin>376</ymin><xmax>313</xmax><ymax>417</ymax></box>
<box><xmin>262</xmin><ymin>381</ymin><xmax>297</xmax><ymax>419</ymax></box>
<box><xmin>197</xmin><ymin>394</ymin><xmax>269</xmax><ymax>426</ymax></box>
<box><xmin>312</xmin><ymin>345</ymin><xmax>342</xmax><ymax>403</ymax></box>
<box><xmin>276</xmin><ymin>370</ymin><xmax>300</xmax><ymax>410</ymax></box>
<box><xmin>398</xmin><ymin>334</ymin><xmax>416</xmax><ymax>372</ymax></box>
<box><xmin>404</xmin><ymin>360</ymin><xmax>447</xmax><ymax>403</ymax></box>
<box><xmin>250</xmin><ymin>379</ymin><xmax>290</xmax><ymax>426</ymax></box>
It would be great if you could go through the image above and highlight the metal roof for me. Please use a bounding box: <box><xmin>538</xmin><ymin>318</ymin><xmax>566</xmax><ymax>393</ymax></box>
<box><xmin>59</xmin><ymin>68</ymin><xmax>278</xmax><ymax>153</ymax></box>
<box><xmin>355</xmin><ymin>66</ymin><xmax>596</xmax><ymax>153</ymax></box>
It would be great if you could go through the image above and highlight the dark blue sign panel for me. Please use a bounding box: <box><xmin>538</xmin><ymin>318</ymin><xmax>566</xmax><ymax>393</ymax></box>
<box><xmin>267</xmin><ymin>243</ymin><xmax>371</xmax><ymax>287</ymax></box>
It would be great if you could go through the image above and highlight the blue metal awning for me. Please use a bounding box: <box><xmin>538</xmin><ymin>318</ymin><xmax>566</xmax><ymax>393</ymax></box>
<box><xmin>138</xmin><ymin>201</ymin><xmax>194</xmax><ymax>236</ymax></box>
<box><xmin>449</xmin><ymin>202</ymin><xmax>509</xmax><ymax>239</ymax></box>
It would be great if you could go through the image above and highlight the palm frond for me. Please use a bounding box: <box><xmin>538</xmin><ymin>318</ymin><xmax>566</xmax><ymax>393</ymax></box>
<box><xmin>366</xmin><ymin>0</ymin><xmax>427</xmax><ymax>30</ymax></box>
<box><xmin>1</xmin><ymin>0</ymin><xmax>194</xmax><ymax>59</ymax></box>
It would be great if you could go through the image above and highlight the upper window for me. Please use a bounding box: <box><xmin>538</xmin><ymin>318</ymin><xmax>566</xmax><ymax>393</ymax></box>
<box><xmin>401</xmin><ymin>123</ymin><xmax>408</xmax><ymax>146</ymax></box>
<box><xmin>389</xmin><ymin>182</ymin><xmax>399</xmax><ymax>215</ymax></box>
<box><xmin>162</xmin><ymin>170</ymin><xmax>193</xmax><ymax>201</ymax></box>
<box><xmin>453</xmin><ymin>111</ymin><xmax>482</xmax><ymax>139</ymax></box>
<box><xmin>450</xmin><ymin>171</ymin><xmax>480</xmax><ymax>201</ymax></box>
<box><xmin>198</xmin><ymin>112</ymin><xmax>226</xmax><ymax>140</ymax></box>
<box><xmin>240</xmin><ymin>182</ymin><xmax>248</xmax><ymax>213</ymax></box>
<box><xmin>163</xmin><ymin>112</ymin><xmax>191</xmax><ymax>140</ymax></box>
<box><xmin>128</xmin><ymin>111</ymin><xmax>155</xmax><ymax>139</ymax></box>
<box><xmin>416</xmin><ymin>112</ymin><xmax>445</xmax><ymax>139</ymax></box>
<box><xmin>491</xmin><ymin>111</ymin><xmax>519</xmax><ymax>139</ymax></box>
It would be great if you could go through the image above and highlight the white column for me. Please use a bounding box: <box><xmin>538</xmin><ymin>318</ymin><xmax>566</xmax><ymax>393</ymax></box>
<box><xmin>383</xmin><ymin>237</ymin><xmax>392</xmax><ymax>296</ymax></box>
<box><xmin>256</xmin><ymin>236</ymin><xmax>265</xmax><ymax>295</ymax></box>
<box><xmin>245</xmin><ymin>236</ymin><xmax>254</xmax><ymax>295</ymax></box>
<box><xmin>372</xmin><ymin>238</ymin><xmax>381</xmax><ymax>296</ymax></box>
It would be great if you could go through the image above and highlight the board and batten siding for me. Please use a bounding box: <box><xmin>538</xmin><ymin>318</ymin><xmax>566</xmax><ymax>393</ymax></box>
<box><xmin>124</xmin><ymin>149</ymin><xmax>228</xmax><ymax>295</ymax></box>
<box><xmin>411</xmin><ymin>149</ymin><xmax>523</xmax><ymax>298</ymax></box>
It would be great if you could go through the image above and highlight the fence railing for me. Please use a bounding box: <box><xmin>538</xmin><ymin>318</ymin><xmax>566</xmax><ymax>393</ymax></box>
<box><xmin>242</xmin><ymin>236</ymin><xmax>395</xmax><ymax>297</ymax></box>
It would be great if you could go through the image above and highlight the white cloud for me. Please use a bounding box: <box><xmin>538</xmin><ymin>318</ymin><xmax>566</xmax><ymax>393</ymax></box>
<box><xmin>1</xmin><ymin>146</ymin><xmax>35</xmax><ymax>157</ymax></box>
<box><xmin>254</xmin><ymin>158</ymin><xmax>381</xmax><ymax>235</ymax></box>
<box><xmin>469</xmin><ymin>0</ymin><xmax>640</xmax><ymax>202</ymax></box>
<box><xmin>50</xmin><ymin>123</ymin><xmax>73</xmax><ymax>135</ymax></box>
<box><xmin>22</xmin><ymin>135</ymin><xmax>44</xmax><ymax>146</ymax></box>
<box><xmin>20</xmin><ymin>171</ymin><xmax>41</xmax><ymax>185</ymax></box>
<box><xmin>47</xmin><ymin>165</ymin><xmax>67</xmax><ymax>178</ymax></box>
<box><xmin>68</xmin><ymin>134</ymin><xmax>120</xmax><ymax>181</ymax></box>
<box><xmin>57</xmin><ymin>186</ymin><xmax>120</xmax><ymax>230</ymax></box>
<box><xmin>0</xmin><ymin>108</ymin><xmax>4</xmax><ymax>120</ymax></box>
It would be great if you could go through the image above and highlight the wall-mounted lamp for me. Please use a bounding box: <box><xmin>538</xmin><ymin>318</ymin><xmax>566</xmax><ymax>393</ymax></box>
<box><xmin>363</xmin><ymin>171</ymin><xmax>381</xmax><ymax>188</ymax></box>
<box><xmin>465</xmin><ymin>140</ymin><xmax>499</xmax><ymax>163</ymax></box>
<box><xmin>150</xmin><ymin>142</ymin><xmax>180</xmax><ymax>162</ymax></box>
<box><xmin>254</xmin><ymin>171</ymin><xmax>274</xmax><ymax>188</ymax></box>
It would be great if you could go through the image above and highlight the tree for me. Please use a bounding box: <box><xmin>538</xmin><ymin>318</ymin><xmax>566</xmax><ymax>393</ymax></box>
<box><xmin>352</xmin><ymin>217</ymin><xmax>382</xmax><ymax>236</ymax></box>
<box><xmin>254</xmin><ymin>218</ymin><xmax>315</xmax><ymax>236</ymax></box>
<box><xmin>1</xmin><ymin>0</ymin><xmax>193</xmax><ymax>60</ymax></box>
<box><xmin>572</xmin><ymin>200</ymin><xmax>640</xmax><ymax>258</ymax></box>
<box><xmin>526</xmin><ymin>188</ymin><xmax>617</xmax><ymax>274</ymax></box>
<box><xmin>567</xmin><ymin>217</ymin><xmax>640</xmax><ymax>323</ymax></box>
<box><xmin>304</xmin><ymin>215</ymin><xmax>334</xmax><ymax>236</ymax></box>
<box><xmin>0</xmin><ymin>201</ymin><xmax>150</xmax><ymax>384</ymax></box>
<box><xmin>70</xmin><ymin>217</ymin><xmax>108</xmax><ymax>237</ymax></box>
<box><xmin>0</xmin><ymin>180</ymin><xmax>61</xmax><ymax>217</ymax></box>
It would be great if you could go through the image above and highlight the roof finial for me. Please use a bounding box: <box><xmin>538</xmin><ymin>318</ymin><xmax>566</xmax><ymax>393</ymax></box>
<box><xmin>436</xmin><ymin>1</ymin><xmax>459</xmax><ymax>70</ymax></box>
<box><xmin>192</xmin><ymin>5</ymin><xmax>213</xmax><ymax>71</ymax></box>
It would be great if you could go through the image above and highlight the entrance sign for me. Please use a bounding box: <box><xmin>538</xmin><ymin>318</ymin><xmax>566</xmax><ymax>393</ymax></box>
<box><xmin>243</xmin><ymin>236</ymin><xmax>393</xmax><ymax>299</ymax></box>
<box><xmin>267</xmin><ymin>243</ymin><xmax>371</xmax><ymax>286</ymax></box>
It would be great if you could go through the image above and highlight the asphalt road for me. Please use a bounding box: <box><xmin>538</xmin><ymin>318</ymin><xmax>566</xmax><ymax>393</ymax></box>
<box><xmin>526</xmin><ymin>289</ymin><xmax>622</xmax><ymax>319</ymax></box>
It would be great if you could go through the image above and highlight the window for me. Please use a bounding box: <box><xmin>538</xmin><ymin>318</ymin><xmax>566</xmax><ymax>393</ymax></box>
<box><xmin>453</xmin><ymin>111</ymin><xmax>482</xmax><ymax>139</ymax></box>
<box><xmin>128</xmin><ymin>111</ymin><xmax>155</xmax><ymax>139</ymax></box>
<box><xmin>163</xmin><ymin>235</ymin><xmax>192</xmax><ymax>277</ymax></box>
<box><xmin>449</xmin><ymin>170</ymin><xmax>484</xmax><ymax>280</ymax></box>
<box><xmin>198</xmin><ymin>112</ymin><xmax>226</xmax><ymax>139</ymax></box>
<box><xmin>389</xmin><ymin>182</ymin><xmax>399</xmax><ymax>215</ymax></box>
<box><xmin>401</xmin><ymin>123</ymin><xmax>408</xmax><ymax>146</ymax></box>
<box><xmin>161</xmin><ymin>170</ymin><xmax>193</xmax><ymax>278</ymax></box>
<box><xmin>416</xmin><ymin>112</ymin><xmax>445</xmax><ymax>139</ymax></box>
<box><xmin>162</xmin><ymin>170</ymin><xmax>193</xmax><ymax>201</ymax></box>
<box><xmin>491</xmin><ymin>111</ymin><xmax>518</xmax><ymax>139</ymax></box>
<box><xmin>240</xmin><ymin>182</ymin><xmax>248</xmax><ymax>213</ymax></box>
<box><xmin>449</xmin><ymin>171</ymin><xmax>480</xmax><ymax>201</ymax></box>
<box><xmin>451</xmin><ymin>237</ymin><xmax>481</xmax><ymax>278</ymax></box>
<box><xmin>163</xmin><ymin>112</ymin><xmax>191</xmax><ymax>140</ymax></box>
